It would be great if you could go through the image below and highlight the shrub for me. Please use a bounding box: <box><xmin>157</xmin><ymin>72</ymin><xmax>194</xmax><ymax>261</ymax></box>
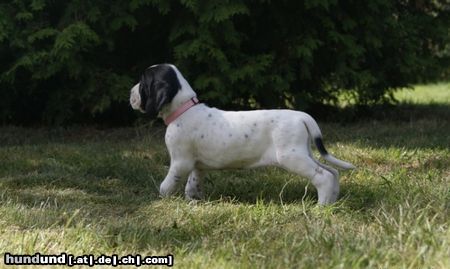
<box><xmin>0</xmin><ymin>0</ymin><xmax>448</xmax><ymax>124</ymax></box>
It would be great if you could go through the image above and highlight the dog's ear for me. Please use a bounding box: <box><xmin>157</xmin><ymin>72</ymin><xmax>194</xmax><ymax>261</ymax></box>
<box><xmin>139</xmin><ymin>72</ymin><xmax>153</xmax><ymax>112</ymax></box>
<box><xmin>139</xmin><ymin>66</ymin><xmax>181</xmax><ymax>117</ymax></box>
<box><xmin>153</xmin><ymin>80</ymin><xmax>179</xmax><ymax>113</ymax></box>
<box><xmin>139</xmin><ymin>71</ymin><xmax>156</xmax><ymax>116</ymax></box>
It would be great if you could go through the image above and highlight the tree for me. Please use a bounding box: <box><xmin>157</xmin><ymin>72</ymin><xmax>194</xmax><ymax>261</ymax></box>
<box><xmin>0</xmin><ymin>0</ymin><xmax>448</xmax><ymax>124</ymax></box>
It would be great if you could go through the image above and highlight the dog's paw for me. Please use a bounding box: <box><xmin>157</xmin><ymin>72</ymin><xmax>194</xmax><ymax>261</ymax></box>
<box><xmin>159</xmin><ymin>182</ymin><xmax>174</xmax><ymax>197</ymax></box>
<box><xmin>185</xmin><ymin>190</ymin><xmax>204</xmax><ymax>201</ymax></box>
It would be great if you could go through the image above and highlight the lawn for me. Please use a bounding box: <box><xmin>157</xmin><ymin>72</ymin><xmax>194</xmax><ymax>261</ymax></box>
<box><xmin>0</xmin><ymin>84</ymin><xmax>449</xmax><ymax>268</ymax></box>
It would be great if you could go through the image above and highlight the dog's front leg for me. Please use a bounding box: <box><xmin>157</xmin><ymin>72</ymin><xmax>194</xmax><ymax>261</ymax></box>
<box><xmin>185</xmin><ymin>169</ymin><xmax>204</xmax><ymax>200</ymax></box>
<box><xmin>159</xmin><ymin>161</ymin><xmax>193</xmax><ymax>197</ymax></box>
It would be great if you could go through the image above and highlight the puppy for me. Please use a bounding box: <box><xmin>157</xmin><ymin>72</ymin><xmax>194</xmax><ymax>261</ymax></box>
<box><xmin>130</xmin><ymin>64</ymin><xmax>355</xmax><ymax>204</ymax></box>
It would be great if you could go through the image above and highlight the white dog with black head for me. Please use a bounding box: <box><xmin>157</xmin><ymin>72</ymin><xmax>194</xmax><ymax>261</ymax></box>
<box><xmin>130</xmin><ymin>64</ymin><xmax>355</xmax><ymax>204</ymax></box>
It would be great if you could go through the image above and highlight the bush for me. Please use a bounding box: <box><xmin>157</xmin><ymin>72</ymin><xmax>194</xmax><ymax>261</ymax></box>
<box><xmin>0</xmin><ymin>0</ymin><xmax>448</xmax><ymax>125</ymax></box>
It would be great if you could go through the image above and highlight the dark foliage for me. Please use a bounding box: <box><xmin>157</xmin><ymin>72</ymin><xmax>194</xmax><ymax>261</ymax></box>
<box><xmin>0</xmin><ymin>0</ymin><xmax>448</xmax><ymax>125</ymax></box>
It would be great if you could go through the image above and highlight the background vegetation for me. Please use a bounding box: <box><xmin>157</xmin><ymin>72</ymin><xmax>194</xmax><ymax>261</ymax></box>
<box><xmin>0</xmin><ymin>0</ymin><xmax>449</xmax><ymax>125</ymax></box>
<box><xmin>0</xmin><ymin>84</ymin><xmax>449</xmax><ymax>268</ymax></box>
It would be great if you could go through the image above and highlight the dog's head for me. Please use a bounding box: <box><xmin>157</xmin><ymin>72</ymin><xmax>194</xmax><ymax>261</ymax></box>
<box><xmin>130</xmin><ymin>64</ymin><xmax>182</xmax><ymax>117</ymax></box>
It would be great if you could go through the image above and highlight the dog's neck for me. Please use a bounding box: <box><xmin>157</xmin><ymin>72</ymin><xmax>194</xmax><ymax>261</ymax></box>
<box><xmin>159</xmin><ymin>67</ymin><xmax>197</xmax><ymax>121</ymax></box>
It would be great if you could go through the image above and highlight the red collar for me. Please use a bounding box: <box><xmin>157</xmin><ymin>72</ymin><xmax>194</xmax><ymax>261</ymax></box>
<box><xmin>164</xmin><ymin>97</ymin><xmax>200</xmax><ymax>125</ymax></box>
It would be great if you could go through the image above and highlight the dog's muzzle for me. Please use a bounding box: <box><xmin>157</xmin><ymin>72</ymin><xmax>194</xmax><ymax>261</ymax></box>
<box><xmin>130</xmin><ymin>83</ymin><xmax>144</xmax><ymax>112</ymax></box>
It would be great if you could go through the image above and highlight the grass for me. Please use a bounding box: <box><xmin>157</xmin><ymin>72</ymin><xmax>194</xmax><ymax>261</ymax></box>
<box><xmin>0</xmin><ymin>83</ymin><xmax>449</xmax><ymax>268</ymax></box>
<box><xmin>394</xmin><ymin>83</ymin><xmax>450</xmax><ymax>104</ymax></box>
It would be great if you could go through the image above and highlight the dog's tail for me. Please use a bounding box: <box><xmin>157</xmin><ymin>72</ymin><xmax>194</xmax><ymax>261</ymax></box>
<box><xmin>303</xmin><ymin>114</ymin><xmax>355</xmax><ymax>170</ymax></box>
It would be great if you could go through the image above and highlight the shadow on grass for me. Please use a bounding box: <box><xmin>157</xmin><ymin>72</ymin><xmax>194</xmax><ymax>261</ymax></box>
<box><xmin>97</xmin><ymin>174</ymin><xmax>386</xmax><ymax>251</ymax></box>
<box><xmin>0</xmin><ymin>126</ymin><xmax>166</xmax><ymax>148</ymax></box>
<box><xmin>0</xmin><ymin>148</ymin><xmax>165</xmax><ymax>222</ymax></box>
<box><xmin>197</xmin><ymin>168</ymin><xmax>381</xmax><ymax>211</ymax></box>
<box><xmin>307</xmin><ymin>103</ymin><xmax>450</xmax><ymax>150</ymax></box>
<box><xmin>1</xmin><ymin>160</ymin><xmax>378</xmax><ymax>217</ymax></box>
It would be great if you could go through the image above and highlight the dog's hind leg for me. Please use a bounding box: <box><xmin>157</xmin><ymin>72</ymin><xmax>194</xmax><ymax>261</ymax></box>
<box><xmin>278</xmin><ymin>152</ymin><xmax>339</xmax><ymax>205</ymax></box>
<box><xmin>307</xmin><ymin>140</ymin><xmax>340</xmax><ymax>203</ymax></box>
<box><xmin>185</xmin><ymin>169</ymin><xmax>204</xmax><ymax>200</ymax></box>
